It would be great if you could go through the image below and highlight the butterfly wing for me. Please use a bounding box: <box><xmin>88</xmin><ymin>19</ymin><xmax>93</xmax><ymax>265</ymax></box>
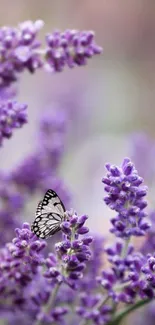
<box><xmin>41</xmin><ymin>189</ymin><xmax>65</xmax><ymax>215</ymax></box>
<box><xmin>31</xmin><ymin>189</ymin><xmax>66</xmax><ymax>239</ymax></box>
<box><xmin>35</xmin><ymin>200</ymin><xmax>42</xmax><ymax>217</ymax></box>
<box><xmin>31</xmin><ymin>213</ymin><xmax>62</xmax><ymax>238</ymax></box>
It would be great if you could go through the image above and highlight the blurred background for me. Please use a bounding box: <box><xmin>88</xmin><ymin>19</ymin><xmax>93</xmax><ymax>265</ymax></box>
<box><xmin>1</xmin><ymin>0</ymin><xmax>155</xmax><ymax>235</ymax></box>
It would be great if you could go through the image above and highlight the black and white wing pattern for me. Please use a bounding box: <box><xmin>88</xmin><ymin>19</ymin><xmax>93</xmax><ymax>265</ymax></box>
<box><xmin>31</xmin><ymin>189</ymin><xmax>66</xmax><ymax>239</ymax></box>
<box><xmin>35</xmin><ymin>200</ymin><xmax>42</xmax><ymax>217</ymax></box>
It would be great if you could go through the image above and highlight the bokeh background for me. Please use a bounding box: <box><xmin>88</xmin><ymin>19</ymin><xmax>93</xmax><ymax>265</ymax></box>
<box><xmin>1</xmin><ymin>0</ymin><xmax>155</xmax><ymax>234</ymax></box>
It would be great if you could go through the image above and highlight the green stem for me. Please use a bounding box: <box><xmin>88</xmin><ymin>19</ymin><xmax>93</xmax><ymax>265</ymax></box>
<box><xmin>122</xmin><ymin>237</ymin><xmax>130</xmax><ymax>258</ymax></box>
<box><xmin>34</xmin><ymin>283</ymin><xmax>61</xmax><ymax>325</ymax></box>
<box><xmin>108</xmin><ymin>298</ymin><xmax>151</xmax><ymax>325</ymax></box>
<box><xmin>79</xmin><ymin>320</ymin><xmax>91</xmax><ymax>325</ymax></box>
<box><xmin>96</xmin><ymin>296</ymin><xmax>110</xmax><ymax>309</ymax></box>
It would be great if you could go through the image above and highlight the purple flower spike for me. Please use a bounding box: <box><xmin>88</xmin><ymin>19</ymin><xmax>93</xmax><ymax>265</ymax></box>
<box><xmin>102</xmin><ymin>158</ymin><xmax>150</xmax><ymax>238</ymax></box>
<box><xmin>0</xmin><ymin>21</ymin><xmax>102</xmax><ymax>87</ymax></box>
<box><xmin>45</xmin><ymin>210</ymin><xmax>92</xmax><ymax>289</ymax></box>
<box><xmin>45</xmin><ymin>29</ymin><xmax>102</xmax><ymax>72</ymax></box>
<box><xmin>0</xmin><ymin>20</ymin><xmax>44</xmax><ymax>87</ymax></box>
<box><xmin>0</xmin><ymin>222</ymin><xmax>47</xmax><ymax>309</ymax></box>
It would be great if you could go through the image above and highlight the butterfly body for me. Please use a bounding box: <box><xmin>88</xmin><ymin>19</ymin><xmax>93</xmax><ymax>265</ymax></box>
<box><xmin>31</xmin><ymin>189</ymin><xmax>66</xmax><ymax>239</ymax></box>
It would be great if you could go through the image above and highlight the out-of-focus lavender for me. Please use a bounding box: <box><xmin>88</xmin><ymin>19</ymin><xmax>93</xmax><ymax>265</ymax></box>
<box><xmin>0</xmin><ymin>20</ymin><xmax>101</xmax><ymax>245</ymax></box>
<box><xmin>0</xmin><ymin>106</ymin><xmax>70</xmax><ymax>244</ymax></box>
<box><xmin>0</xmin><ymin>20</ymin><xmax>102</xmax><ymax>87</ymax></box>
<box><xmin>45</xmin><ymin>30</ymin><xmax>102</xmax><ymax>72</ymax></box>
<box><xmin>0</xmin><ymin>20</ymin><xmax>44</xmax><ymax>87</ymax></box>
<box><xmin>10</xmin><ymin>107</ymin><xmax>67</xmax><ymax>193</ymax></box>
<box><xmin>130</xmin><ymin>133</ymin><xmax>155</xmax><ymax>185</ymax></box>
<box><xmin>0</xmin><ymin>99</ymin><xmax>27</xmax><ymax>146</ymax></box>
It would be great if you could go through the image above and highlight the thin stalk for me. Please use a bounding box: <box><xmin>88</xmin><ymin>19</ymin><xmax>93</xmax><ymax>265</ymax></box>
<box><xmin>109</xmin><ymin>236</ymin><xmax>131</xmax><ymax>322</ymax></box>
<box><xmin>108</xmin><ymin>298</ymin><xmax>151</xmax><ymax>325</ymax></box>
<box><xmin>96</xmin><ymin>296</ymin><xmax>110</xmax><ymax>309</ymax></box>
<box><xmin>121</xmin><ymin>237</ymin><xmax>130</xmax><ymax>258</ymax></box>
<box><xmin>79</xmin><ymin>319</ymin><xmax>91</xmax><ymax>325</ymax></box>
<box><xmin>34</xmin><ymin>282</ymin><xmax>61</xmax><ymax>325</ymax></box>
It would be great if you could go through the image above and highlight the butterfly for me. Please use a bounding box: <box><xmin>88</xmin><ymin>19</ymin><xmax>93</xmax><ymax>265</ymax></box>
<box><xmin>31</xmin><ymin>189</ymin><xmax>66</xmax><ymax>239</ymax></box>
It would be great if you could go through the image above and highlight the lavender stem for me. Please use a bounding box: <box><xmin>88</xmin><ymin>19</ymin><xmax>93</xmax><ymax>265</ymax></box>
<box><xmin>35</xmin><ymin>282</ymin><xmax>61</xmax><ymax>325</ymax></box>
<box><xmin>109</xmin><ymin>298</ymin><xmax>151</xmax><ymax>325</ymax></box>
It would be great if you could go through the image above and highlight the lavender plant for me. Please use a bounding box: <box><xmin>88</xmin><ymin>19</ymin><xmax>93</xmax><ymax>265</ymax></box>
<box><xmin>0</xmin><ymin>157</ymin><xmax>155</xmax><ymax>325</ymax></box>
<box><xmin>1</xmin><ymin>18</ymin><xmax>155</xmax><ymax>325</ymax></box>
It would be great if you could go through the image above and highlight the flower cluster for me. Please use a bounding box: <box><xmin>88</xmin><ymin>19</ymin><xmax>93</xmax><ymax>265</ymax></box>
<box><xmin>76</xmin><ymin>293</ymin><xmax>112</xmax><ymax>325</ymax></box>
<box><xmin>102</xmin><ymin>158</ymin><xmax>150</xmax><ymax>237</ymax></box>
<box><xmin>45</xmin><ymin>30</ymin><xmax>102</xmax><ymax>72</ymax></box>
<box><xmin>0</xmin><ymin>20</ymin><xmax>44</xmax><ymax>87</ymax></box>
<box><xmin>98</xmin><ymin>241</ymin><xmax>154</xmax><ymax>304</ymax></box>
<box><xmin>0</xmin><ymin>223</ymin><xmax>46</xmax><ymax>308</ymax></box>
<box><xmin>0</xmin><ymin>99</ymin><xmax>27</xmax><ymax>146</ymax></box>
<box><xmin>96</xmin><ymin>158</ymin><xmax>155</xmax><ymax>325</ymax></box>
<box><xmin>0</xmin><ymin>213</ymin><xmax>93</xmax><ymax>324</ymax></box>
<box><xmin>44</xmin><ymin>212</ymin><xmax>92</xmax><ymax>289</ymax></box>
<box><xmin>80</xmin><ymin>235</ymin><xmax>104</xmax><ymax>291</ymax></box>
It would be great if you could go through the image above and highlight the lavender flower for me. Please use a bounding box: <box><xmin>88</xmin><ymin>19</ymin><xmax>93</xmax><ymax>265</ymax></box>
<box><xmin>38</xmin><ymin>107</ymin><xmax>67</xmax><ymax>169</ymax></box>
<box><xmin>10</xmin><ymin>152</ymin><xmax>49</xmax><ymax>193</ymax></box>
<box><xmin>0</xmin><ymin>99</ymin><xmax>27</xmax><ymax>145</ymax></box>
<box><xmin>0</xmin><ymin>20</ymin><xmax>44</xmax><ymax>87</ymax></box>
<box><xmin>44</xmin><ymin>212</ymin><xmax>92</xmax><ymax>289</ymax></box>
<box><xmin>102</xmin><ymin>158</ymin><xmax>150</xmax><ymax>237</ymax></box>
<box><xmin>0</xmin><ymin>21</ymin><xmax>102</xmax><ymax>87</ymax></box>
<box><xmin>97</xmin><ymin>241</ymin><xmax>149</xmax><ymax>304</ymax></box>
<box><xmin>0</xmin><ymin>223</ymin><xmax>46</xmax><ymax>308</ymax></box>
<box><xmin>0</xmin><ymin>84</ymin><xmax>17</xmax><ymax>100</ymax></box>
<box><xmin>76</xmin><ymin>293</ymin><xmax>112</xmax><ymax>325</ymax></box>
<box><xmin>0</xmin><ymin>213</ymin><xmax>92</xmax><ymax>324</ymax></box>
<box><xmin>141</xmin><ymin>255</ymin><xmax>155</xmax><ymax>287</ymax></box>
<box><xmin>45</xmin><ymin>30</ymin><xmax>102</xmax><ymax>72</ymax></box>
<box><xmin>79</xmin><ymin>235</ymin><xmax>104</xmax><ymax>291</ymax></box>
